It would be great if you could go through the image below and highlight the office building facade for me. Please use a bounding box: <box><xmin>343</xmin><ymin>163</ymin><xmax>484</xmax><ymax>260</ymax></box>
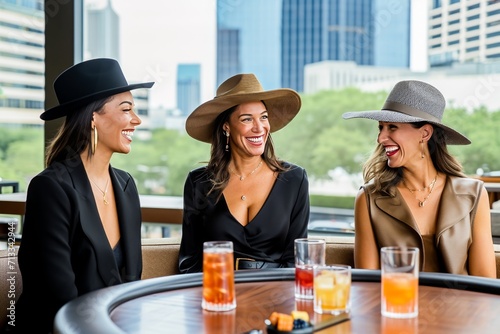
<box><xmin>177</xmin><ymin>64</ymin><xmax>201</xmax><ymax>116</ymax></box>
<box><xmin>282</xmin><ymin>0</ymin><xmax>411</xmax><ymax>92</ymax></box>
<box><xmin>0</xmin><ymin>0</ymin><xmax>44</xmax><ymax>125</ymax></box>
<box><xmin>85</xmin><ymin>0</ymin><xmax>119</xmax><ymax>61</ymax></box>
<box><xmin>428</xmin><ymin>0</ymin><xmax>500</xmax><ymax>67</ymax></box>
<box><xmin>216</xmin><ymin>0</ymin><xmax>282</xmax><ymax>89</ymax></box>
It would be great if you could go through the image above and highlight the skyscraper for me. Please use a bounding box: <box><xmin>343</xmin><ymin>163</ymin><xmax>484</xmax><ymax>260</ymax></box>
<box><xmin>0</xmin><ymin>0</ymin><xmax>44</xmax><ymax>125</ymax></box>
<box><xmin>177</xmin><ymin>64</ymin><xmax>201</xmax><ymax>116</ymax></box>
<box><xmin>282</xmin><ymin>0</ymin><xmax>411</xmax><ymax>92</ymax></box>
<box><xmin>85</xmin><ymin>0</ymin><xmax>120</xmax><ymax>61</ymax></box>
<box><xmin>216</xmin><ymin>0</ymin><xmax>282</xmax><ymax>89</ymax></box>
<box><xmin>428</xmin><ymin>0</ymin><xmax>500</xmax><ymax>67</ymax></box>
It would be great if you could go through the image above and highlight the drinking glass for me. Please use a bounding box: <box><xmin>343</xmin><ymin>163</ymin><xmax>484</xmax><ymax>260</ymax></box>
<box><xmin>381</xmin><ymin>247</ymin><xmax>419</xmax><ymax>318</ymax></box>
<box><xmin>313</xmin><ymin>265</ymin><xmax>351</xmax><ymax>315</ymax></box>
<box><xmin>202</xmin><ymin>241</ymin><xmax>236</xmax><ymax>311</ymax></box>
<box><xmin>294</xmin><ymin>238</ymin><xmax>326</xmax><ymax>299</ymax></box>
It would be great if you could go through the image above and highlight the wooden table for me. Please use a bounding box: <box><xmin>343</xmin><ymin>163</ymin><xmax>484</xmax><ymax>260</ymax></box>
<box><xmin>53</xmin><ymin>269</ymin><xmax>500</xmax><ymax>334</ymax></box>
<box><xmin>0</xmin><ymin>193</ymin><xmax>183</xmax><ymax>224</ymax></box>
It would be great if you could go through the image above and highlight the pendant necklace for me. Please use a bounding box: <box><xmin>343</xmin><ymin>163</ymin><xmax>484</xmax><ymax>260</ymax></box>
<box><xmin>89</xmin><ymin>177</ymin><xmax>110</xmax><ymax>205</ymax></box>
<box><xmin>228</xmin><ymin>160</ymin><xmax>263</xmax><ymax>200</ymax></box>
<box><xmin>402</xmin><ymin>174</ymin><xmax>438</xmax><ymax>207</ymax></box>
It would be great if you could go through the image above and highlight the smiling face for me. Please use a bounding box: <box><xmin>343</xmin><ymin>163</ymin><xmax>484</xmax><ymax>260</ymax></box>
<box><xmin>92</xmin><ymin>91</ymin><xmax>141</xmax><ymax>155</ymax></box>
<box><xmin>224</xmin><ymin>101</ymin><xmax>270</xmax><ymax>158</ymax></box>
<box><xmin>377</xmin><ymin>121</ymin><xmax>432</xmax><ymax>168</ymax></box>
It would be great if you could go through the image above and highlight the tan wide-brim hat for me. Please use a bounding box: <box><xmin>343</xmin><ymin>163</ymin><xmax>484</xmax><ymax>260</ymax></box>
<box><xmin>342</xmin><ymin>80</ymin><xmax>470</xmax><ymax>145</ymax></box>
<box><xmin>186</xmin><ymin>73</ymin><xmax>301</xmax><ymax>143</ymax></box>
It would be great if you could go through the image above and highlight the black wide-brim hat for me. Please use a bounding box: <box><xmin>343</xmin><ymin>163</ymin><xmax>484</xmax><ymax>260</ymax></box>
<box><xmin>41</xmin><ymin>58</ymin><xmax>154</xmax><ymax>121</ymax></box>
<box><xmin>342</xmin><ymin>80</ymin><xmax>470</xmax><ymax>145</ymax></box>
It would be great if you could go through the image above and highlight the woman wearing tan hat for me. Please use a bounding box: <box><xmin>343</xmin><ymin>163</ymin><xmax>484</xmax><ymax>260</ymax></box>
<box><xmin>13</xmin><ymin>58</ymin><xmax>154</xmax><ymax>333</ymax></box>
<box><xmin>179</xmin><ymin>73</ymin><xmax>310</xmax><ymax>273</ymax></box>
<box><xmin>343</xmin><ymin>80</ymin><xmax>495</xmax><ymax>278</ymax></box>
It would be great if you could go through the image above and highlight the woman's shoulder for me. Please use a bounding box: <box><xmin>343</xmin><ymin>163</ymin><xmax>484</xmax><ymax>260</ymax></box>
<box><xmin>447</xmin><ymin>175</ymin><xmax>484</xmax><ymax>192</ymax></box>
<box><xmin>280</xmin><ymin>162</ymin><xmax>306</xmax><ymax>175</ymax></box>
<box><xmin>277</xmin><ymin>162</ymin><xmax>309</xmax><ymax>187</ymax></box>
<box><xmin>187</xmin><ymin>165</ymin><xmax>208</xmax><ymax>178</ymax></box>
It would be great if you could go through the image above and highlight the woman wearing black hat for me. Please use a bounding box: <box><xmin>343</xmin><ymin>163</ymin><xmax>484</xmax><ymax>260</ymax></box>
<box><xmin>178</xmin><ymin>73</ymin><xmax>310</xmax><ymax>273</ymax></box>
<box><xmin>12</xmin><ymin>58</ymin><xmax>154</xmax><ymax>333</ymax></box>
<box><xmin>343</xmin><ymin>80</ymin><xmax>495</xmax><ymax>278</ymax></box>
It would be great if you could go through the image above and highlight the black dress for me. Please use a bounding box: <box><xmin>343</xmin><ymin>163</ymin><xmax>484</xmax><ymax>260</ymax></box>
<box><xmin>178</xmin><ymin>163</ymin><xmax>310</xmax><ymax>273</ymax></box>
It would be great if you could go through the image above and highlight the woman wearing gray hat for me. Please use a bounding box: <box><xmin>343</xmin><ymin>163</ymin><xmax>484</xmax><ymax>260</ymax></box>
<box><xmin>179</xmin><ymin>73</ymin><xmax>309</xmax><ymax>273</ymax></box>
<box><xmin>13</xmin><ymin>58</ymin><xmax>154</xmax><ymax>333</ymax></box>
<box><xmin>343</xmin><ymin>80</ymin><xmax>495</xmax><ymax>278</ymax></box>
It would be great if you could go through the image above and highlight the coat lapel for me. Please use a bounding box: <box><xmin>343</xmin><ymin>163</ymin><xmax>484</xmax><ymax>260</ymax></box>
<box><xmin>110</xmin><ymin>168</ymin><xmax>142</xmax><ymax>282</ymax></box>
<box><xmin>65</xmin><ymin>158</ymin><xmax>122</xmax><ymax>286</ymax></box>
<box><xmin>374</xmin><ymin>189</ymin><xmax>420</xmax><ymax>233</ymax></box>
<box><xmin>435</xmin><ymin>176</ymin><xmax>477</xmax><ymax>239</ymax></box>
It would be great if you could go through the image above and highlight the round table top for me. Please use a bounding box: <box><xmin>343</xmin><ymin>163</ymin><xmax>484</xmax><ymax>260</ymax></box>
<box><xmin>54</xmin><ymin>268</ymin><xmax>500</xmax><ymax>334</ymax></box>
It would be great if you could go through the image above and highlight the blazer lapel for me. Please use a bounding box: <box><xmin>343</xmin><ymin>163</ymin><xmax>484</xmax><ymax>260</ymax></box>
<box><xmin>110</xmin><ymin>167</ymin><xmax>142</xmax><ymax>282</ymax></box>
<box><xmin>67</xmin><ymin>158</ymin><xmax>122</xmax><ymax>286</ymax></box>
<box><xmin>374</xmin><ymin>189</ymin><xmax>420</xmax><ymax>233</ymax></box>
<box><xmin>435</xmin><ymin>176</ymin><xmax>476</xmax><ymax>240</ymax></box>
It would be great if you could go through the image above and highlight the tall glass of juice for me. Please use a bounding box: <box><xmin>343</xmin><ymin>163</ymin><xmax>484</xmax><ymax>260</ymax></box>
<box><xmin>381</xmin><ymin>247</ymin><xmax>419</xmax><ymax>318</ymax></box>
<box><xmin>202</xmin><ymin>241</ymin><xmax>236</xmax><ymax>311</ymax></box>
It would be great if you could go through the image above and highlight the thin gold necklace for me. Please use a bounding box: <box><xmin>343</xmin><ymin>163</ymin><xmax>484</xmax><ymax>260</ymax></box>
<box><xmin>89</xmin><ymin>177</ymin><xmax>110</xmax><ymax>205</ymax></box>
<box><xmin>402</xmin><ymin>174</ymin><xmax>438</xmax><ymax>207</ymax></box>
<box><xmin>228</xmin><ymin>160</ymin><xmax>263</xmax><ymax>181</ymax></box>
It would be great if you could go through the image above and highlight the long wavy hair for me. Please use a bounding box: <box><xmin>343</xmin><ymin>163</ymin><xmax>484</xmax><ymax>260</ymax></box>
<box><xmin>363</xmin><ymin>121</ymin><xmax>466</xmax><ymax>196</ymax></box>
<box><xmin>45</xmin><ymin>96</ymin><xmax>112</xmax><ymax>166</ymax></box>
<box><xmin>205</xmin><ymin>103</ymin><xmax>289</xmax><ymax>199</ymax></box>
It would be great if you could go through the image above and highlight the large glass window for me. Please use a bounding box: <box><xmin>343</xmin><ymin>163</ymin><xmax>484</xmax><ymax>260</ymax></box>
<box><xmin>2</xmin><ymin>1</ymin><xmax>500</xmax><ymax>242</ymax></box>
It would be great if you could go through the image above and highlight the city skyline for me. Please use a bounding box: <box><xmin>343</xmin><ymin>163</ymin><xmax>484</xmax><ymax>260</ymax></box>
<box><xmin>98</xmin><ymin>0</ymin><xmax>427</xmax><ymax>110</ymax></box>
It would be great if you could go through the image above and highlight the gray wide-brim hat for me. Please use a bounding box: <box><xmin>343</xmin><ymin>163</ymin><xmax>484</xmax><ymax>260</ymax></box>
<box><xmin>185</xmin><ymin>73</ymin><xmax>301</xmax><ymax>143</ymax></box>
<box><xmin>342</xmin><ymin>80</ymin><xmax>470</xmax><ymax>145</ymax></box>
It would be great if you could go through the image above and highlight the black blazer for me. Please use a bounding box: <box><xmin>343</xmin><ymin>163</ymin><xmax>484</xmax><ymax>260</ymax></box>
<box><xmin>13</xmin><ymin>156</ymin><xmax>142</xmax><ymax>333</ymax></box>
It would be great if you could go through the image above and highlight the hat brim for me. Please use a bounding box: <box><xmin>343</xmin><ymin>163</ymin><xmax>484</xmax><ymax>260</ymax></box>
<box><xmin>40</xmin><ymin>82</ymin><xmax>154</xmax><ymax>121</ymax></box>
<box><xmin>186</xmin><ymin>89</ymin><xmax>301</xmax><ymax>143</ymax></box>
<box><xmin>342</xmin><ymin>109</ymin><xmax>471</xmax><ymax>145</ymax></box>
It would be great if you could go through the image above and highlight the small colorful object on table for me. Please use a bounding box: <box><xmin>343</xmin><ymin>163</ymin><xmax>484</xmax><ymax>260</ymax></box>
<box><xmin>265</xmin><ymin>311</ymin><xmax>313</xmax><ymax>334</ymax></box>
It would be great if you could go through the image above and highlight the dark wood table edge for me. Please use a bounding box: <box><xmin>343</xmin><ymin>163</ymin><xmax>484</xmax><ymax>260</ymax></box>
<box><xmin>53</xmin><ymin>269</ymin><xmax>500</xmax><ymax>334</ymax></box>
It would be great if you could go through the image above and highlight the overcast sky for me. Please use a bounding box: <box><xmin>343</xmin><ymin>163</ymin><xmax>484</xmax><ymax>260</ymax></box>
<box><xmin>88</xmin><ymin>0</ymin><xmax>427</xmax><ymax>109</ymax></box>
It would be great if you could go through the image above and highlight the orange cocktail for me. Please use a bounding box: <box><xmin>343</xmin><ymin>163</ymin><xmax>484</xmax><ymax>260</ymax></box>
<box><xmin>382</xmin><ymin>273</ymin><xmax>418</xmax><ymax>318</ymax></box>
<box><xmin>202</xmin><ymin>241</ymin><xmax>236</xmax><ymax>311</ymax></box>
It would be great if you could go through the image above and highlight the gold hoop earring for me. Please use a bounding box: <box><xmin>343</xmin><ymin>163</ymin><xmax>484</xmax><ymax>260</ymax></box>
<box><xmin>420</xmin><ymin>140</ymin><xmax>424</xmax><ymax>159</ymax></box>
<box><xmin>92</xmin><ymin>126</ymin><xmax>98</xmax><ymax>154</ymax></box>
<box><xmin>225</xmin><ymin>131</ymin><xmax>229</xmax><ymax>152</ymax></box>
